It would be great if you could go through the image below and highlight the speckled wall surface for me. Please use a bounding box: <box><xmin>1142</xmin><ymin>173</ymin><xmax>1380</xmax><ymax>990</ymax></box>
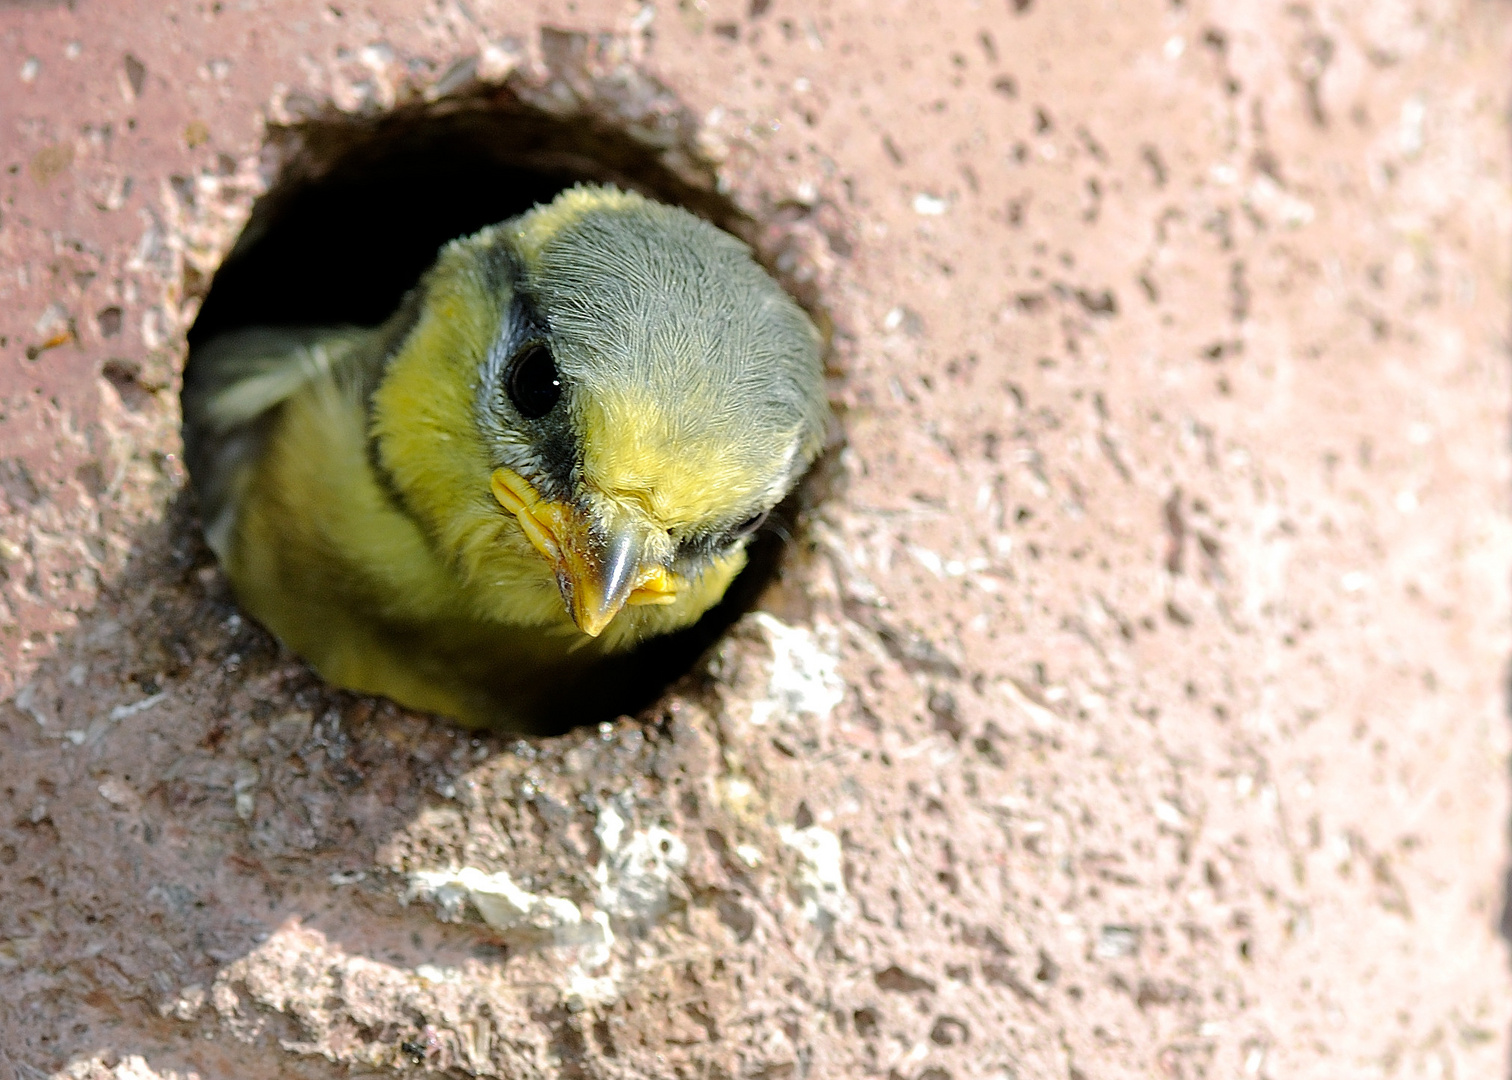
<box><xmin>2</xmin><ymin>1</ymin><xmax>1511</xmax><ymax>1077</ymax></box>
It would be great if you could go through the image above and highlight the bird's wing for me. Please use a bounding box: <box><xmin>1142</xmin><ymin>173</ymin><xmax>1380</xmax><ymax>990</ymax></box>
<box><xmin>181</xmin><ymin>325</ymin><xmax>379</xmax><ymax>559</ymax></box>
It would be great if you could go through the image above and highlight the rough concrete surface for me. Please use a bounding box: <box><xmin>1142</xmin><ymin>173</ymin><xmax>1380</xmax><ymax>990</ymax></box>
<box><xmin>2</xmin><ymin>0</ymin><xmax>1511</xmax><ymax>1077</ymax></box>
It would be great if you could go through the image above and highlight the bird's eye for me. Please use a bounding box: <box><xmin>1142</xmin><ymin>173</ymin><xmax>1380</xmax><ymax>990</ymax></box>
<box><xmin>729</xmin><ymin>510</ymin><xmax>769</xmax><ymax>542</ymax></box>
<box><xmin>507</xmin><ymin>344</ymin><xmax>561</xmax><ymax>420</ymax></box>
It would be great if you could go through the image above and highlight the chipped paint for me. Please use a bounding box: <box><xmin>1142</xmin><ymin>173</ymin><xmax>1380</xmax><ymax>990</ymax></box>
<box><xmin>745</xmin><ymin>612</ymin><xmax>844</xmax><ymax>726</ymax></box>
<box><xmin>402</xmin><ymin>812</ymin><xmax>691</xmax><ymax>1005</ymax></box>
<box><xmin>594</xmin><ymin>809</ymin><xmax>688</xmax><ymax>923</ymax></box>
<box><xmin>405</xmin><ymin>866</ymin><xmax>609</xmax><ymax>950</ymax></box>
<box><xmin>780</xmin><ymin>824</ymin><xmax>849</xmax><ymax>930</ymax></box>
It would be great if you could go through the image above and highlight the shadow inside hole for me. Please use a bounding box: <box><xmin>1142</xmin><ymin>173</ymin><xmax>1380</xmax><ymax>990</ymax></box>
<box><xmin>185</xmin><ymin>88</ymin><xmax>823</xmax><ymax>734</ymax></box>
<box><xmin>189</xmin><ymin>92</ymin><xmax>753</xmax><ymax>344</ymax></box>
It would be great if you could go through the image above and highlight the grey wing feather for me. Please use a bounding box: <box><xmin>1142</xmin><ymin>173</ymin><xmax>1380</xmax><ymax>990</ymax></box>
<box><xmin>181</xmin><ymin>326</ymin><xmax>376</xmax><ymax>559</ymax></box>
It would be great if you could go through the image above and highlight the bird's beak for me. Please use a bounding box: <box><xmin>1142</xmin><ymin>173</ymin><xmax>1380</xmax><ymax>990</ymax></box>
<box><xmin>491</xmin><ymin>468</ymin><xmax>679</xmax><ymax>637</ymax></box>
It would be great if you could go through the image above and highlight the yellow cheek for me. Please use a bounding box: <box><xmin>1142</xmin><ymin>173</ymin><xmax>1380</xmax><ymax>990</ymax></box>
<box><xmin>578</xmin><ymin>390</ymin><xmax>776</xmax><ymax>530</ymax></box>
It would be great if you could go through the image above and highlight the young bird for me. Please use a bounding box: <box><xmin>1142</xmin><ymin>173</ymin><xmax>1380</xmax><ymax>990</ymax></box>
<box><xmin>182</xmin><ymin>185</ymin><xmax>828</xmax><ymax>729</ymax></box>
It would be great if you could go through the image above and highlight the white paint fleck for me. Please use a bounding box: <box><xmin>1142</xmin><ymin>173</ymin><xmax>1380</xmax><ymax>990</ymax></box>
<box><xmin>595</xmin><ymin>825</ymin><xmax>687</xmax><ymax>923</ymax></box>
<box><xmin>110</xmin><ymin>690</ymin><xmax>168</xmax><ymax>722</ymax></box>
<box><xmin>566</xmin><ymin>968</ymin><xmax>619</xmax><ymax>1009</ymax></box>
<box><xmin>98</xmin><ymin>777</ymin><xmax>136</xmax><ymax>808</ymax></box>
<box><xmin>1000</xmin><ymin>679</ymin><xmax>1059</xmax><ymax>729</ymax></box>
<box><xmin>233</xmin><ymin>760</ymin><xmax>259</xmax><ymax>822</ymax></box>
<box><xmin>87</xmin><ymin>1055</ymin><xmax>160</xmax><ymax>1080</ymax></box>
<box><xmin>164</xmin><ymin>983</ymin><xmax>205</xmax><ymax>1021</ymax></box>
<box><xmin>781</xmin><ymin>825</ymin><xmax>849</xmax><ymax>929</ymax></box>
<box><xmin>359</xmin><ymin>42</ymin><xmax>395</xmax><ymax>66</ymax></box>
<box><xmin>912</xmin><ymin>192</ymin><xmax>948</xmax><ymax>216</ymax></box>
<box><xmin>595</xmin><ymin>803</ymin><xmax>626</xmax><ymax>855</ymax></box>
<box><xmin>1244</xmin><ymin>175</ymin><xmax>1314</xmax><ymax>229</ymax></box>
<box><xmin>947</xmin><ymin>557</ymin><xmax>987</xmax><ymax>577</ymax></box>
<box><xmin>477</xmin><ymin>41</ymin><xmax>522</xmax><ymax>82</ymax></box>
<box><xmin>13</xmin><ymin>682</ymin><xmax>46</xmax><ymax>726</ymax></box>
<box><xmin>1278</xmin><ymin>195</ymin><xmax>1314</xmax><ymax>228</ymax></box>
<box><xmin>140</xmin><ymin>305</ymin><xmax>171</xmax><ymax>350</ymax></box>
<box><xmin>908</xmin><ymin>544</ymin><xmax>944</xmax><ymax>578</ymax></box>
<box><xmin>405</xmin><ymin>867</ymin><xmax>609</xmax><ymax>951</ymax></box>
<box><xmin>1399</xmin><ymin>93</ymin><xmax>1426</xmax><ymax>158</ymax></box>
<box><xmin>34</xmin><ymin>302</ymin><xmax>70</xmax><ymax>337</ymax></box>
<box><xmin>745</xmin><ymin>612</ymin><xmax>844</xmax><ymax>727</ymax></box>
<box><xmin>414</xmin><ymin>963</ymin><xmax>459</xmax><ymax>984</ymax></box>
<box><xmin>1340</xmin><ymin>571</ymin><xmax>1371</xmax><ymax>593</ymax></box>
<box><xmin>723</xmin><ymin>775</ymin><xmax>754</xmax><ymax>806</ymax></box>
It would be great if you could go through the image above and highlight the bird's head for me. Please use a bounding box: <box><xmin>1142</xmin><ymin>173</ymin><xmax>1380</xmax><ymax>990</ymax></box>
<box><xmin>371</xmin><ymin>185</ymin><xmax>828</xmax><ymax>644</ymax></box>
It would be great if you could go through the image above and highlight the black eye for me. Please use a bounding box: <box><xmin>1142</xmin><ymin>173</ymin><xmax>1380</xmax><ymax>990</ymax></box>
<box><xmin>729</xmin><ymin>510</ymin><xmax>768</xmax><ymax>542</ymax></box>
<box><xmin>507</xmin><ymin>344</ymin><xmax>561</xmax><ymax>420</ymax></box>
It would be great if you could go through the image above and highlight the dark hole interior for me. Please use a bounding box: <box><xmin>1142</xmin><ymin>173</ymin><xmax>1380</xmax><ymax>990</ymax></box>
<box><xmin>185</xmin><ymin>88</ymin><xmax>820</xmax><ymax>734</ymax></box>
<box><xmin>189</xmin><ymin>94</ymin><xmax>753</xmax><ymax>345</ymax></box>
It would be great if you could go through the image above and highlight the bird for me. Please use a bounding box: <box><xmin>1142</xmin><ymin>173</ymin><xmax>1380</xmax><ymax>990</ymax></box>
<box><xmin>181</xmin><ymin>184</ymin><xmax>829</xmax><ymax>729</ymax></box>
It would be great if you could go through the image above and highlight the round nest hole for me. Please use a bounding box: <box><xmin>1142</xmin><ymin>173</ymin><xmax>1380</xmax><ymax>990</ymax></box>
<box><xmin>185</xmin><ymin>79</ymin><xmax>835</xmax><ymax>733</ymax></box>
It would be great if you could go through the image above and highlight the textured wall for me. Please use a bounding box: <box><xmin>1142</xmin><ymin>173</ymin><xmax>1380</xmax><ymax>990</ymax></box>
<box><xmin>1</xmin><ymin>1</ymin><xmax>1510</xmax><ymax>1077</ymax></box>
